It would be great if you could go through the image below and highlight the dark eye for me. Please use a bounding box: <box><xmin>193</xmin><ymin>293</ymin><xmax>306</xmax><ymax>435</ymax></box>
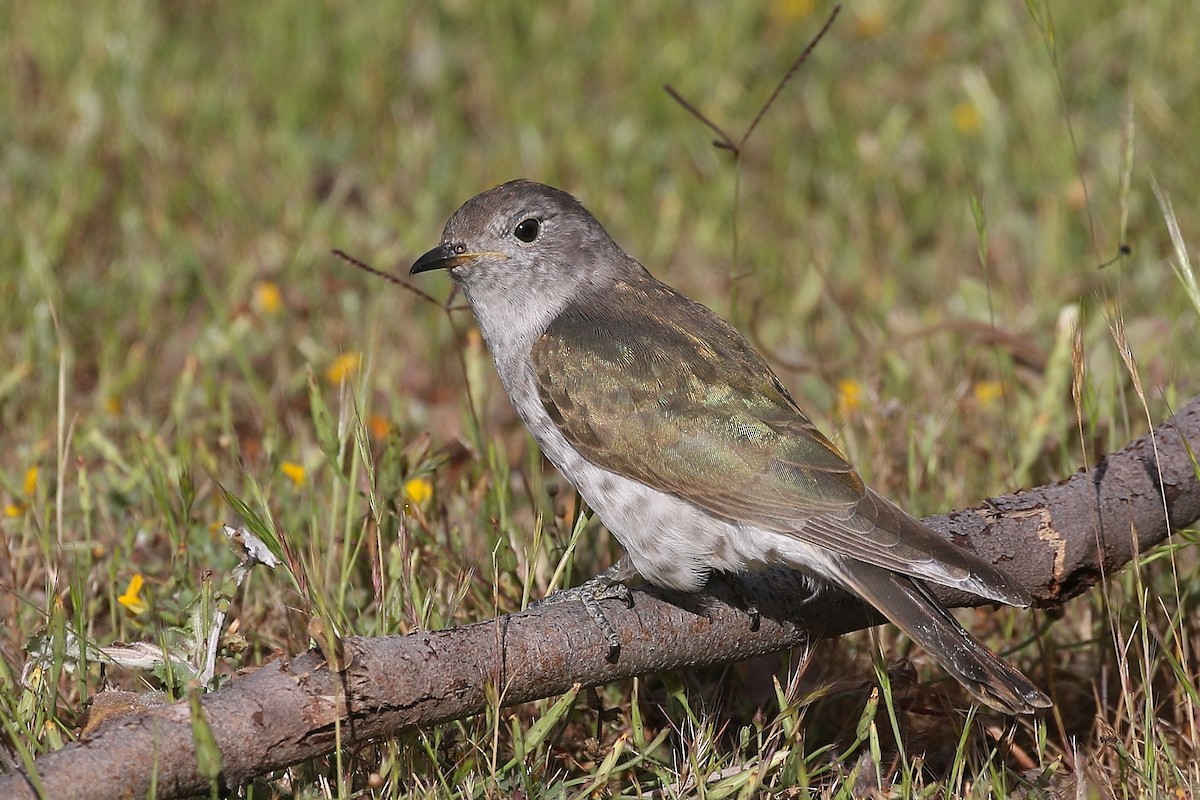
<box><xmin>513</xmin><ymin>218</ymin><xmax>540</xmax><ymax>243</ymax></box>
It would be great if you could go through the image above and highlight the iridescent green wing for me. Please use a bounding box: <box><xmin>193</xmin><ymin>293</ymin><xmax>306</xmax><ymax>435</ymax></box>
<box><xmin>531</xmin><ymin>279</ymin><xmax>865</xmax><ymax>528</ymax></box>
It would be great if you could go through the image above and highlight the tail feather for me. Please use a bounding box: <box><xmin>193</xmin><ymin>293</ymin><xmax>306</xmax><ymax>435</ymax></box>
<box><xmin>833</xmin><ymin>558</ymin><xmax>1051</xmax><ymax>715</ymax></box>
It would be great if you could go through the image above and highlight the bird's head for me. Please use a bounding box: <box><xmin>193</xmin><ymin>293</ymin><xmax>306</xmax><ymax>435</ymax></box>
<box><xmin>411</xmin><ymin>180</ymin><xmax>635</xmax><ymax>324</ymax></box>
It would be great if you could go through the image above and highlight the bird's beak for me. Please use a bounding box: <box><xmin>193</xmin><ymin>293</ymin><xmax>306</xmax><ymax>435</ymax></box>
<box><xmin>410</xmin><ymin>243</ymin><xmax>469</xmax><ymax>275</ymax></box>
<box><xmin>410</xmin><ymin>243</ymin><xmax>507</xmax><ymax>275</ymax></box>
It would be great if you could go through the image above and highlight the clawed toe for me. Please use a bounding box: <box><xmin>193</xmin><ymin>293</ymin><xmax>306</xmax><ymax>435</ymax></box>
<box><xmin>528</xmin><ymin>564</ymin><xmax>637</xmax><ymax>659</ymax></box>
<box><xmin>745</xmin><ymin>601</ymin><xmax>761</xmax><ymax>631</ymax></box>
<box><xmin>716</xmin><ymin>572</ymin><xmax>760</xmax><ymax>631</ymax></box>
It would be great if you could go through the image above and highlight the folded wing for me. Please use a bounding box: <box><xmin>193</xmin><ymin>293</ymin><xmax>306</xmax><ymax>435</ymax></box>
<box><xmin>532</xmin><ymin>278</ymin><xmax>1028</xmax><ymax>606</ymax></box>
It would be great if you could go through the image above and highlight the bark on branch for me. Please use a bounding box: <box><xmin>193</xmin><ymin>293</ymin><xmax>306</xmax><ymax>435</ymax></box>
<box><xmin>4</xmin><ymin>397</ymin><xmax>1199</xmax><ymax>800</ymax></box>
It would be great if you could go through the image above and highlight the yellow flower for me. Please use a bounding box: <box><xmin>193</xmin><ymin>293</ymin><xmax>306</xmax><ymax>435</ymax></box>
<box><xmin>253</xmin><ymin>280</ymin><xmax>283</xmax><ymax>315</ymax></box>
<box><xmin>404</xmin><ymin>477</ymin><xmax>432</xmax><ymax>506</ymax></box>
<box><xmin>973</xmin><ymin>380</ymin><xmax>1005</xmax><ymax>408</ymax></box>
<box><xmin>4</xmin><ymin>503</ymin><xmax>22</xmax><ymax>518</ymax></box>
<box><xmin>953</xmin><ymin>101</ymin><xmax>981</xmax><ymax>135</ymax></box>
<box><xmin>105</xmin><ymin>395</ymin><xmax>123</xmax><ymax>415</ymax></box>
<box><xmin>368</xmin><ymin>414</ymin><xmax>391</xmax><ymax>439</ymax></box>
<box><xmin>836</xmin><ymin>379</ymin><xmax>863</xmax><ymax>416</ymax></box>
<box><xmin>23</xmin><ymin>466</ymin><xmax>38</xmax><ymax>496</ymax></box>
<box><xmin>853</xmin><ymin>8</ymin><xmax>886</xmax><ymax>39</ymax></box>
<box><xmin>326</xmin><ymin>352</ymin><xmax>361</xmax><ymax>384</ymax></box>
<box><xmin>769</xmin><ymin>0</ymin><xmax>815</xmax><ymax>25</ymax></box>
<box><xmin>281</xmin><ymin>461</ymin><xmax>306</xmax><ymax>486</ymax></box>
<box><xmin>118</xmin><ymin>574</ymin><xmax>149</xmax><ymax>615</ymax></box>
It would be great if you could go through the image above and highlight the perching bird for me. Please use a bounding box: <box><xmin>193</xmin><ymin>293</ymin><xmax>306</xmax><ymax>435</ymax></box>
<box><xmin>409</xmin><ymin>179</ymin><xmax>1050</xmax><ymax>714</ymax></box>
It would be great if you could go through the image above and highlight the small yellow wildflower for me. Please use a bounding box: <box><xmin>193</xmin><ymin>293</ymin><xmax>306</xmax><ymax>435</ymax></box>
<box><xmin>853</xmin><ymin>8</ymin><xmax>886</xmax><ymax>39</ymax></box>
<box><xmin>836</xmin><ymin>379</ymin><xmax>863</xmax><ymax>416</ymax></box>
<box><xmin>973</xmin><ymin>380</ymin><xmax>1005</xmax><ymax>408</ymax></box>
<box><xmin>10</xmin><ymin>465</ymin><xmax>38</xmax><ymax>514</ymax></box>
<box><xmin>118</xmin><ymin>574</ymin><xmax>149</xmax><ymax>615</ymax></box>
<box><xmin>404</xmin><ymin>477</ymin><xmax>433</xmax><ymax>506</ymax></box>
<box><xmin>769</xmin><ymin>0</ymin><xmax>815</xmax><ymax>25</ymax></box>
<box><xmin>281</xmin><ymin>461</ymin><xmax>306</xmax><ymax>486</ymax></box>
<box><xmin>368</xmin><ymin>414</ymin><xmax>391</xmax><ymax>439</ymax></box>
<box><xmin>253</xmin><ymin>280</ymin><xmax>283</xmax><ymax>315</ymax></box>
<box><xmin>326</xmin><ymin>352</ymin><xmax>361</xmax><ymax>384</ymax></box>
<box><xmin>105</xmin><ymin>395</ymin><xmax>123</xmax><ymax>415</ymax></box>
<box><xmin>952</xmin><ymin>101</ymin><xmax>981</xmax><ymax>135</ymax></box>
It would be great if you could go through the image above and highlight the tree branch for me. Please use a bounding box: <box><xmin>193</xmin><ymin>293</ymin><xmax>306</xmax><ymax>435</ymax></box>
<box><xmin>4</xmin><ymin>397</ymin><xmax>1198</xmax><ymax>800</ymax></box>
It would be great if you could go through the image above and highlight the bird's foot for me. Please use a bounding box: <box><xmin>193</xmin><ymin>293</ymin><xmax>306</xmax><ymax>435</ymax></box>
<box><xmin>530</xmin><ymin>559</ymin><xmax>638</xmax><ymax>660</ymax></box>
<box><xmin>715</xmin><ymin>572</ymin><xmax>761</xmax><ymax>632</ymax></box>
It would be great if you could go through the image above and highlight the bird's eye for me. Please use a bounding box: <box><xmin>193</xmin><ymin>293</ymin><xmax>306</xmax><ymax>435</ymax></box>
<box><xmin>513</xmin><ymin>218</ymin><xmax>540</xmax><ymax>243</ymax></box>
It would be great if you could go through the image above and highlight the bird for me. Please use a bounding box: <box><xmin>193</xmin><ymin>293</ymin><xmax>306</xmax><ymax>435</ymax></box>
<box><xmin>409</xmin><ymin>179</ymin><xmax>1051</xmax><ymax>715</ymax></box>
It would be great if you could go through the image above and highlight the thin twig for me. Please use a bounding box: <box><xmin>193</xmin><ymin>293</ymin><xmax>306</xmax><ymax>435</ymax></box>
<box><xmin>662</xmin><ymin>85</ymin><xmax>735</xmax><ymax>151</ymax></box>
<box><xmin>332</xmin><ymin>249</ymin><xmax>445</xmax><ymax>308</ymax></box>
<box><xmin>663</xmin><ymin>5</ymin><xmax>842</xmax><ymax>329</ymax></box>
<box><xmin>739</xmin><ymin>5</ymin><xmax>841</xmax><ymax>151</ymax></box>
<box><xmin>336</xmin><ymin>248</ymin><xmax>484</xmax><ymax>447</ymax></box>
<box><xmin>664</xmin><ymin>5</ymin><xmax>841</xmax><ymax>158</ymax></box>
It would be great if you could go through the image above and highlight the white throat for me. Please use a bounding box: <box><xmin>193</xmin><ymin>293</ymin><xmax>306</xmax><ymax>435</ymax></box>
<box><xmin>459</xmin><ymin>279</ymin><xmax>564</xmax><ymax>371</ymax></box>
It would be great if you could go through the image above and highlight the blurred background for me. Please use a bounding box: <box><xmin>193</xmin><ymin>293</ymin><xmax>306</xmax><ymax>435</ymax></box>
<box><xmin>2</xmin><ymin>0</ymin><xmax>1197</xmax><ymax>794</ymax></box>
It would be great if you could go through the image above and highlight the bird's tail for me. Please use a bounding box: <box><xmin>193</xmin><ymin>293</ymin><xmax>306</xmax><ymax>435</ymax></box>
<box><xmin>834</xmin><ymin>559</ymin><xmax>1051</xmax><ymax>715</ymax></box>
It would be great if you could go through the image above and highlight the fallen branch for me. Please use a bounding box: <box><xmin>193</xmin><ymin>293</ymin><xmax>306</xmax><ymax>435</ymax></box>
<box><xmin>4</xmin><ymin>397</ymin><xmax>1198</xmax><ymax>800</ymax></box>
